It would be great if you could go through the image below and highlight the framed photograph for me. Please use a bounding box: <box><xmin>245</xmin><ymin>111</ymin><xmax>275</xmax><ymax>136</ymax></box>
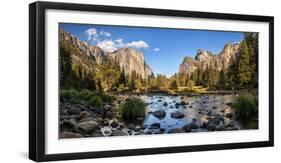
<box><xmin>29</xmin><ymin>1</ymin><xmax>274</xmax><ymax>162</ymax></box>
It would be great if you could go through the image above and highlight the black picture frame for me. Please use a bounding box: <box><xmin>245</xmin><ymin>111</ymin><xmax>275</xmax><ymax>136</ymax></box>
<box><xmin>29</xmin><ymin>1</ymin><xmax>274</xmax><ymax>162</ymax></box>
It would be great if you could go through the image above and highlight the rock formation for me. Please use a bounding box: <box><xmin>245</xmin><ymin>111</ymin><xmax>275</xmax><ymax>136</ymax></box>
<box><xmin>179</xmin><ymin>43</ymin><xmax>240</xmax><ymax>74</ymax></box>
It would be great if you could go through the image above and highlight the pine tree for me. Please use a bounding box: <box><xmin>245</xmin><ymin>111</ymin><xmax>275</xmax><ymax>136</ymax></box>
<box><xmin>236</xmin><ymin>40</ymin><xmax>251</xmax><ymax>87</ymax></box>
<box><xmin>169</xmin><ymin>79</ymin><xmax>178</xmax><ymax>90</ymax></box>
<box><xmin>218</xmin><ymin>60</ymin><xmax>227</xmax><ymax>89</ymax></box>
<box><xmin>59</xmin><ymin>43</ymin><xmax>72</xmax><ymax>88</ymax></box>
<box><xmin>119</xmin><ymin>66</ymin><xmax>127</xmax><ymax>85</ymax></box>
<box><xmin>218</xmin><ymin>69</ymin><xmax>226</xmax><ymax>89</ymax></box>
<box><xmin>196</xmin><ymin>68</ymin><xmax>203</xmax><ymax>86</ymax></box>
<box><xmin>97</xmin><ymin>79</ymin><xmax>103</xmax><ymax>91</ymax></box>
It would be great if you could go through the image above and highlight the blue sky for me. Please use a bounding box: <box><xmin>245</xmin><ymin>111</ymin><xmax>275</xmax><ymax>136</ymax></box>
<box><xmin>59</xmin><ymin>23</ymin><xmax>244</xmax><ymax>77</ymax></box>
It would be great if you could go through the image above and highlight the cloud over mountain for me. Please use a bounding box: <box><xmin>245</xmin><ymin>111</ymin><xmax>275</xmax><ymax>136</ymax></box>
<box><xmin>85</xmin><ymin>28</ymin><xmax>150</xmax><ymax>53</ymax></box>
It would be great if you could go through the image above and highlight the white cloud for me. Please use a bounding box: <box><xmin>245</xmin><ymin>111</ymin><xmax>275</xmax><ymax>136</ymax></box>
<box><xmin>85</xmin><ymin>28</ymin><xmax>98</xmax><ymax>41</ymax></box>
<box><xmin>100</xmin><ymin>30</ymin><xmax>111</xmax><ymax>37</ymax></box>
<box><xmin>153</xmin><ymin>48</ymin><xmax>160</xmax><ymax>51</ymax></box>
<box><xmin>97</xmin><ymin>40</ymin><xmax>117</xmax><ymax>53</ymax></box>
<box><xmin>114</xmin><ymin>39</ymin><xmax>124</xmax><ymax>47</ymax></box>
<box><xmin>85</xmin><ymin>28</ymin><xmax>150</xmax><ymax>52</ymax></box>
<box><xmin>126</xmin><ymin>40</ymin><xmax>149</xmax><ymax>49</ymax></box>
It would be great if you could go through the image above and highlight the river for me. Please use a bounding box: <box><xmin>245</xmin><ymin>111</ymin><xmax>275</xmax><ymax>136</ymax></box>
<box><xmin>134</xmin><ymin>94</ymin><xmax>258</xmax><ymax>134</ymax></box>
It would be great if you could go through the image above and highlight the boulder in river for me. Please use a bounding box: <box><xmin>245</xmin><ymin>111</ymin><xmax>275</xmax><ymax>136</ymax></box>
<box><xmin>209</xmin><ymin>115</ymin><xmax>223</xmax><ymax>125</ymax></box>
<box><xmin>68</xmin><ymin>106</ymin><xmax>81</xmax><ymax>115</ymax></box>
<box><xmin>78</xmin><ymin>111</ymin><xmax>91</xmax><ymax>119</ymax></box>
<box><xmin>180</xmin><ymin>101</ymin><xmax>187</xmax><ymax>105</ymax></box>
<box><xmin>168</xmin><ymin>128</ymin><xmax>186</xmax><ymax>133</ymax></box>
<box><xmin>182</xmin><ymin>122</ymin><xmax>199</xmax><ymax>132</ymax></box>
<box><xmin>225</xmin><ymin>102</ymin><xmax>233</xmax><ymax>106</ymax></box>
<box><xmin>163</xmin><ymin>102</ymin><xmax>168</xmax><ymax>106</ymax></box>
<box><xmin>111</xmin><ymin>130</ymin><xmax>129</xmax><ymax>136</ymax></box>
<box><xmin>101</xmin><ymin>126</ymin><xmax>112</xmax><ymax>136</ymax></box>
<box><xmin>75</xmin><ymin>121</ymin><xmax>99</xmax><ymax>133</ymax></box>
<box><xmin>110</xmin><ymin>119</ymin><xmax>119</xmax><ymax>128</ymax></box>
<box><xmin>149</xmin><ymin>123</ymin><xmax>161</xmax><ymax>129</ymax></box>
<box><xmin>127</xmin><ymin>123</ymin><xmax>136</xmax><ymax>130</ymax></box>
<box><xmin>92</xmin><ymin>130</ymin><xmax>104</xmax><ymax>137</ymax></box>
<box><xmin>62</xmin><ymin>119</ymin><xmax>77</xmax><ymax>127</ymax></box>
<box><xmin>171</xmin><ymin>111</ymin><xmax>185</xmax><ymax>119</ymax></box>
<box><xmin>153</xmin><ymin>109</ymin><xmax>166</xmax><ymax>119</ymax></box>
<box><xmin>207</xmin><ymin>124</ymin><xmax>216</xmax><ymax>131</ymax></box>
<box><xmin>59</xmin><ymin>131</ymin><xmax>83</xmax><ymax>138</ymax></box>
<box><xmin>207</xmin><ymin>111</ymin><xmax>213</xmax><ymax>116</ymax></box>
<box><xmin>225</xmin><ymin>113</ymin><xmax>234</xmax><ymax>119</ymax></box>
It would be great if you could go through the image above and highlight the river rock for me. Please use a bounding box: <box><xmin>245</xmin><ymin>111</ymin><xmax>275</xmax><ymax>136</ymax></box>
<box><xmin>105</xmin><ymin>111</ymin><xmax>113</xmax><ymax>119</ymax></box>
<box><xmin>110</xmin><ymin>119</ymin><xmax>119</xmax><ymax>128</ymax></box>
<box><xmin>127</xmin><ymin>123</ymin><xmax>135</xmax><ymax>130</ymax></box>
<box><xmin>201</xmin><ymin>122</ymin><xmax>208</xmax><ymax>128</ymax></box>
<box><xmin>183</xmin><ymin>122</ymin><xmax>199</xmax><ymax>132</ymax></box>
<box><xmin>79</xmin><ymin>117</ymin><xmax>98</xmax><ymax>123</ymax></box>
<box><xmin>60</xmin><ymin>109</ymin><xmax>68</xmax><ymax>116</ymax></box>
<box><xmin>153</xmin><ymin>109</ymin><xmax>166</xmax><ymax>119</ymax></box>
<box><xmin>163</xmin><ymin>102</ymin><xmax>168</xmax><ymax>106</ymax></box>
<box><xmin>149</xmin><ymin>123</ymin><xmax>161</xmax><ymax>129</ymax></box>
<box><xmin>119</xmin><ymin>123</ymin><xmax>125</xmax><ymax>129</ymax></box>
<box><xmin>92</xmin><ymin>130</ymin><xmax>104</xmax><ymax>137</ymax></box>
<box><xmin>59</xmin><ymin>131</ymin><xmax>83</xmax><ymax>138</ymax></box>
<box><xmin>227</xmin><ymin>121</ymin><xmax>235</xmax><ymax>127</ymax></box>
<box><xmin>159</xmin><ymin>128</ymin><xmax>165</xmax><ymax>133</ymax></box>
<box><xmin>134</xmin><ymin>126</ymin><xmax>142</xmax><ymax>132</ymax></box>
<box><xmin>207</xmin><ymin>111</ymin><xmax>213</xmax><ymax>116</ymax></box>
<box><xmin>182</xmin><ymin>124</ymin><xmax>192</xmax><ymax>132</ymax></box>
<box><xmin>207</xmin><ymin>124</ymin><xmax>216</xmax><ymax>131</ymax></box>
<box><xmin>111</xmin><ymin>130</ymin><xmax>129</xmax><ymax>136</ymax></box>
<box><xmin>180</xmin><ymin>101</ymin><xmax>187</xmax><ymax>105</ymax></box>
<box><xmin>168</xmin><ymin>128</ymin><xmax>186</xmax><ymax>133</ymax></box>
<box><xmin>101</xmin><ymin>126</ymin><xmax>112</xmax><ymax>136</ymax></box>
<box><xmin>227</xmin><ymin>126</ymin><xmax>239</xmax><ymax>131</ymax></box>
<box><xmin>225</xmin><ymin>102</ymin><xmax>233</xmax><ymax>106</ymax></box>
<box><xmin>136</xmin><ymin>131</ymin><xmax>146</xmax><ymax>135</ymax></box>
<box><xmin>68</xmin><ymin>106</ymin><xmax>81</xmax><ymax>115</ymax></box>
<box><xmin>171</xmin><ymin>111</ymin><xmax>185</xmax><ymax>119</ymax></box>
<box><xmin>216</xmin><ymin>125</ymin><xmax>226</xmax><ymax>131</ymax></box>
<box><xmin>75</xmin><ymin>121</ymin><xmax>99</xmax><ymax>133</ymax></box>
<box><xmin>104</xmin><ymin>104</ymin><xmax>113</xmax><ymax>110</ymax></box>
<box><xmin>225</xmin><ymin>113</ymin><xmax>234</xmax><ymax>119</ymax></box>
<box><xmin>79</xmin><ymin>111</ymin><xmax>91</xmax><ymax>119</ymax></box>
<box><xmin>209</xmin><ymin>115</ymin><xmax>223</xmax><ymax>125</ymax></box>
<box><xmin>63</xmin><ymin>119</ymin><xmax>77</xmax><ymax>127</ymax></box>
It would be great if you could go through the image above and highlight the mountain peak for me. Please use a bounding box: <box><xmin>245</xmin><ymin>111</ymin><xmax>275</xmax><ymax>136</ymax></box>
<box><xmin>179</xmin><ymin>42</ymin><xmax>240</xmax><ymax>74</ymax></box>
<box><xmin>109</xmin><ymin>47</ymin><xmax>151</xmax><ymax>78</ymax></box>
<box><xmin>59</xmin><ymin>29</ymin><xmax>107</xmax><ymax>64</ymax></box>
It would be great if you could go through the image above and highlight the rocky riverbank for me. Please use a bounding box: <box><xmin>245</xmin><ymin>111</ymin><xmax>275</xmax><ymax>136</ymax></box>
<box><xmin>59</xmin><ymin>93</ymin><xmax>254</xmax><ymax>139</ymax></box>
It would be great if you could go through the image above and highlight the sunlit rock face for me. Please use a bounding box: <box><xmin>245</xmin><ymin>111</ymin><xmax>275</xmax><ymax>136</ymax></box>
<box><xmin>179</xmin><ymin>43</ymin><xmax>240</xmax><ymax>74</ymax></box>
<box><xmin>59</xmin><ymin>29</ymin><xmax>107</xmax><ymax>65</ymax></box>
<box><xmin>59</xmin><ymin>29</ymin><xmax>153</xmax><ymax>78</ymax></box>
<box><xmin>109</xmin><ymin>48</ymin><xmax>153</xmax><ymax>78</ymax></box>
